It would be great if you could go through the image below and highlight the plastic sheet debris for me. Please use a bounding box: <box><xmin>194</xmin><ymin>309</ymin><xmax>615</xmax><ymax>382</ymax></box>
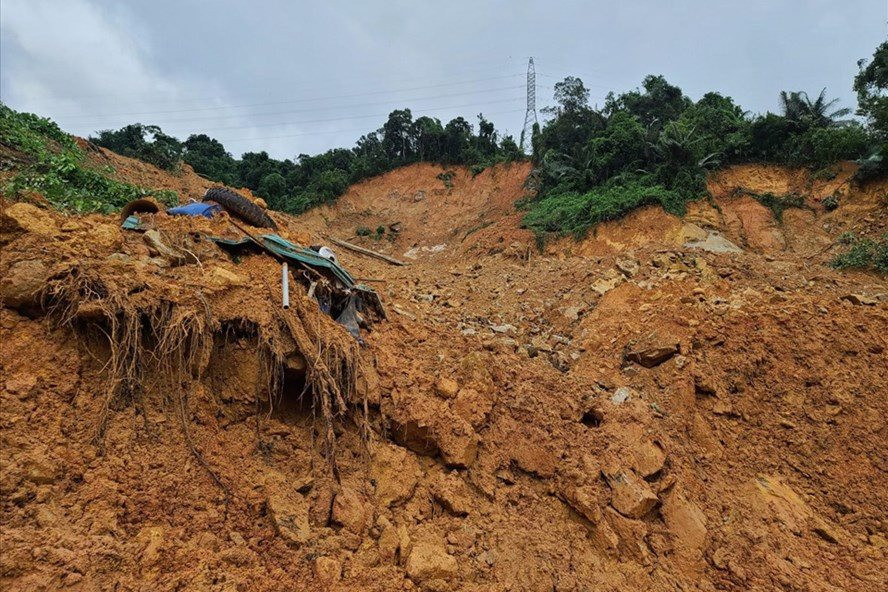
<box><xmin>167</xmin><ymin>202</ymin><xmax>222</xmax><ymax>218</ymax></box>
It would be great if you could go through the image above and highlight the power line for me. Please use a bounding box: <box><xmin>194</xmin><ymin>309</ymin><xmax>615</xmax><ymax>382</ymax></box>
<box><xmin>8</xmin><ymin>60</ymin><xmax>522</xmax><ymax>104</ymax></box>
<box><xmin>127</xmin><ymin>96</ymin><xmax>526</xmax><ymax>136</ymax></box>
<box><xmin>69</xmin><ymin>84</ymin><xmax>526</xmax><ymax>126</ymax></box>
<box><xmin>222</xmin><ymin>108</ymin><xmax>527</xmax><ymax>143</ymax></box>
<box><xmin>51</xmin><ymin>74</ymin><xmax>526</xmax><ymax>119</ymax></box>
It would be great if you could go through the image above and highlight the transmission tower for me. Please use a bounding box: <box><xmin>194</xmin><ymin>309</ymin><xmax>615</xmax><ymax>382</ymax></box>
<box><xmin>519</xmin><ymin>57</ymin><xmax>538</xmax><ymax>154</ymax></box>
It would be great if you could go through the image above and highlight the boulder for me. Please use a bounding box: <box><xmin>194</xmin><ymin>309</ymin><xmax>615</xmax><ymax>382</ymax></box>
<box><xmin>331</xmin><ymin>486</ymin><xmax>370</xmax><ymax>534</ymax></box>
<box><xmin>371</xmin><ymin>443</ymin><xmax>419</xmax><ymax>507</ymax></box>
<box><xmin>314</xmin><ymin>556</ymin><xmax>342</xmax><ymax>584</ymax></box>
<box><xmin>605</xmin><ymin>470</ymin><xmax>659</xmax><ymax>518</ymax></box>
<box><xmin>430</xmin><ymin>473</ymin><xmax>473</xmax><ymax>516</ymax></box>
<box><xmin>267</xmin><ymin>489</ymin><xmax>311</xmax><ymax>546</ymax></box>
<box><xmin>406</xmin><ymin>542</ymin><xmax>458</xmax><ymax>582</ymax></box>
<box><xmin>626</xmin><ymin>336</ymin><xmax>679</xmax><ymax>368</ymax></box>
<box><xmin>0</xmin><ymin>259</ymin><xmax>49</xmax><ymax>310</ymax></box>
<box><xmin>0</xmin><ymin>202</ymin><xmax>59</xmax><ymax>244</ymax></box>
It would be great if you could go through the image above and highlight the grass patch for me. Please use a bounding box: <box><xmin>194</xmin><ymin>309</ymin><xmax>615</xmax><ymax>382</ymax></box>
<box><xmin>830</xmin><ymin>233</ymin><xmax>888</xmax><ymax>273</ymax></box>
<box><xmin>1</xmin><ymin>104</ymin><xmax>177</xmax><ymax>213</ymax></box>
<box><xmin>521</xmin><ymin>179</ymin><xmax>693</xmax><ymax>238</ymax></box>
<box><xmin>743</xmin><ymin>190</ymin><xmax>806</xmax><ymax>222</ymax></box>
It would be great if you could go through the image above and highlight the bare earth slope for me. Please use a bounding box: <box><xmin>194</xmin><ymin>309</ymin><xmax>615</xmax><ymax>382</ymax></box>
<box><xmin>1</xmin><ymin>157</ymin><xmax>886</xmax><ymax>592</ymax></box>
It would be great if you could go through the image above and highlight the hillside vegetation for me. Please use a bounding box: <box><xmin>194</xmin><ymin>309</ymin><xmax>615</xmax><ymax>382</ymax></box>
<box><xmin>0</xmin><ymin>105</ymin><xmax>177</xmax><ymax>213</ymax></box>
<box><xmin>523</xmin><ymin>41</ymin><xmax>887</xmax><ymax>237</ymax></box>
<box><xmin>2</xmin><ymin>43</ymin><xmax>884</xmax><ymax>234</ymax></box>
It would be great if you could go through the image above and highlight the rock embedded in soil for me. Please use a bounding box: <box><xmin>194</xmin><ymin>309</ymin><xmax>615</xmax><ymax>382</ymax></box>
<box><xmin>0</xmin><ymin>202</ymin><xmax>59</xmax><ymax>243</ymax></box>
<box><xmin>606</xmin><ymin>470</ymin><xmax>659</xmax><ymax>518</ymax></box>
<box><xmin>314</xmin><ymin>556</ymin><xmax>342</xmax><ymax>584</ymax></box>
<box><xmin>371</xmin><ymin>443</ymin><xmax>420</xmax><ymax>507</ymax></box>
<box><xmin>451</xmin><ymin>387</ymin><xmax>493</xmax><ymax>429</ymax></box>
<box><xmin>0</xmin><ymin>259</ymin><xmax>49</xmax><ymax>311</ymax></box>
<box><xmin>633</xmin><ymin>440</ymin><xmax>667</xmax><ymax>478</ymax></box>
<box><xmin>405</xmin><ymin>541</ymin><xmax>458</xmax><ymax>582</ymax></box>
<box><xmin>615</xmin><ymin>258</ymin><xmax>640</xmax><ymax>277</ymax></box>
<box><xmin>660</xmin><ymin>489</ymin><xmax>708</xmax><ymax>559</ymax></box>
<box><xmin>611</xmin><ymin>386</ymin><xmax>634</xmax><ymax>405</ymax></box>
<box><xmin>841</xmin><ymin>293</ymin><xmax>877</xmax><ymax>306</ymax></box>
<box><xmin>331</xmin><ymin>486</ymin><xmax>370</xmax><ymax>534</ymax></box>
<box><xmin>434</xmin><ymin>377</ymin><xmax>459</xmax><ymax>398</ymax></box>
<box><xmin>626</xmin><ymin>338</ymin><xmax>680</xmax><ymax>368</ymax></box>
<box><xmin>430</xmin><ymin>472</ymin><xmax>473</xmax><ymax>516</ymax></box>
<box><xmin>562</xmin><ymin>485</ymin><xmax>604</xmax><ymax>524</ymax></box>
<box><xmin>377</xmin><ymin>521</ymin><xmax>400</xmax><ymax>563</ymax></box>
<box><xmin>267</xmin><ymin>489</ymin><xmax>312</xmax><ymax>547</ymax></box>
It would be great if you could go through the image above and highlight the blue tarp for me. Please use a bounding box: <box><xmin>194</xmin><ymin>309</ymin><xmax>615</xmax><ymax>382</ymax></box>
<box><xmin>167</xmin><ymin>202</ymin><xmax>222</xmax><ymax>218</ymax></box>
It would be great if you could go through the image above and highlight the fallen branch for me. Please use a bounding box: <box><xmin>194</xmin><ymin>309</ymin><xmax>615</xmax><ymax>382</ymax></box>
<box><xmin>327</xmin><ymin>236</ymin><xmax>409</xmax><ymax>266</ymax></box>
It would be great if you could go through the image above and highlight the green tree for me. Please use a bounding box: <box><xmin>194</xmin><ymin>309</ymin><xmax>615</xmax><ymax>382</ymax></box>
<box><xmin>779</xmin><ymin>89</ymin><xmax>852</xmax><ymax>129</ymax></box>
<box><xmin>258</xmin><ymin>172</ymin><xmax>287</xmax><ymax>203</ymax></box>
<box><xmin>854</xmin><ymin>41</ymin><xmax>888</xmax><ymax>135</ymax></box>
<box><xmin>549</xmin><ymin>76</ymin><xmax>590</xmax><ymax>115</ymax></box>
<box><xmin>605</xmin><ymin>75</ymin><xmax>690</xmax><ymax>128</ymax></box>
<box><xmin>183</xmin><ymin>134</ymin><xmax>237</xmax><ymax>184</ymax></box>
<box><xmin>382</xmin><ymin>109</ymin><xmax>414</xmax><ymax>161</ymax></box>
<box><xmin>91</xmin><ymin>123</ymin><xmax>183</xmax><ymax>170</ymax></box>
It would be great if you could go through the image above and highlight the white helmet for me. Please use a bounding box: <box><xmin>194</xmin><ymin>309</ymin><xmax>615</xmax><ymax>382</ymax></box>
<box><xmin>317</xmin><ymin>246</ymin><xmax>337</xmax><ymax>264</ymax></box>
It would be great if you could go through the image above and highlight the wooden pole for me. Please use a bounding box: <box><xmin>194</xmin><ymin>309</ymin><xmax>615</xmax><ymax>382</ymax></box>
<box><xmin>327</xmin><ymin>236</ymin><xmax>409</xmax><ymax>266</ymax></box>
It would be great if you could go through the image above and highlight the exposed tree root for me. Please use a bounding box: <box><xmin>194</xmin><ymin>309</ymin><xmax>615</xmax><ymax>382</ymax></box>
<box><xmin>42</xmin><ymin>261</ymin><xmax>366</xmax><ymax>488</ymax></box>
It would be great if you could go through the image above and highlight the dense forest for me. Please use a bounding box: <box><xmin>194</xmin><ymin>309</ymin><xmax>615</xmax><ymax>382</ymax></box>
<box><xmin>522</xmin><ymin>41</ymin><xmax>886</xmax><ymax>234</ymax></box>
<box><xmin>91</xmin><ymin>112</ymin><xmax>523</xmax><ymax>215</ymax></box>
<box><xmin>87</xmin><ymin>42</ymin><xmax>886</xmax><ymax>235</ymax></box>
<box><xmin>2</xmin><ymin>43</ymin><xmax>883</xmax><ymax>235</ymax></box>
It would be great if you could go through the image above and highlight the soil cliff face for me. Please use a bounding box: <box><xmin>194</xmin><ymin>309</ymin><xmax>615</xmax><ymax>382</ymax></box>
<box><xmin>1</xmin><ymin>155</ymin><xmax>886</xmax><ymax>592</ymax></box>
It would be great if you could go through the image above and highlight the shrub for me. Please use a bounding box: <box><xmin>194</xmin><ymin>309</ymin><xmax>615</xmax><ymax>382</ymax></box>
<box><xmin>830</xmin><ymin>234</ymin><xmax>888</xmax><ymax>273</ymax></box>
<box><xmin>791</xmin><ymin>125</ymin><xmax>871</xmax><ymax>168</ymax></box>
<box><xmin>437</xmin><ymin>170</ymin><xmax>456</xmax><ymax>188</ymax></box>
<box><xmin>522</xmin><ymin>179</ymin><xmax>690</xmax><ymax>237</ymax></box>
<box><xmin>355</xmin><ymin>226</ymin><xmax>372</xmax><ymax>237</ymax></box>
<box><xmin>821</xmin><ymin>194</ymin><xmax>839</xmax><ymax>211</ymax></box>
<box><xmin>853</xmin><ymin>143</ymin><xmax>888</xmax><ymax>184</ymax></box>
<box><xmin>747</xmin><ymin>191</ymin><xmax>806</xmax><ymax>221</ymax></box>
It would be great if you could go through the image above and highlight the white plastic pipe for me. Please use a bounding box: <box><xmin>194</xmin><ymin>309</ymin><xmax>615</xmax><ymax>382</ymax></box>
<box><xmin>282</xmin><ymin>262</ymin><xmax>290</xmax><ymax>309</ymax></box>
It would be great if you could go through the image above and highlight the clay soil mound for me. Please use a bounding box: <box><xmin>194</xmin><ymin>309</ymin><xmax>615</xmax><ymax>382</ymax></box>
<box><xmin>1</xmin><ymin>158</ymin><xmax>886</xmax><ymax>592</ymax></box>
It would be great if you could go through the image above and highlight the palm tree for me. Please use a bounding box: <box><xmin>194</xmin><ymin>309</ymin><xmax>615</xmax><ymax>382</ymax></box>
<box><xmin>779</xmin><ymin>89</ymin><xmax>852</xmax><ymax>128</ymax></box>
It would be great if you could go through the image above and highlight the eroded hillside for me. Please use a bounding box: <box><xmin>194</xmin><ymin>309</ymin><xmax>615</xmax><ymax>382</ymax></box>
<box><xmin>1</xmin><ymin>155</ymin><xmax>886</xmax><ymax>592</ymax></box>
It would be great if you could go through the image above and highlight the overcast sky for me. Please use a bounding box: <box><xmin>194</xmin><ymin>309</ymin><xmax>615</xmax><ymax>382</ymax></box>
<box><xmin>1</xmin><ymin>0</ymin><xmax>885</xmax><ymax>160</ymax></box>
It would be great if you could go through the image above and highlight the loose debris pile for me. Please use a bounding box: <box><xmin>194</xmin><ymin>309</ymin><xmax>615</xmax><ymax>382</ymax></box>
<box><xmin>1</xmin><ymin>160</ymin><xmax>887</xmax><ymax>592</ymax></box>
<box><xmin>3</xmin><ymin>196</ymin><xmax>382</xmax><ymax>482</ymax></box>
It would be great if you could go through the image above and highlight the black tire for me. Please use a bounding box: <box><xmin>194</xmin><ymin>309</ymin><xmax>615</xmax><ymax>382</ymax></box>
<box><xmin>203</xmin><ymin>187</ymin><xmax>278</xmax><ymax>230</ymax></box>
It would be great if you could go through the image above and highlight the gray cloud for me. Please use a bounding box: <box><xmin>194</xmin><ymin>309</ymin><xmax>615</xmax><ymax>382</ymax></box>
<box><xmin>2</xmin><ymin>0</ymin><xmax>884</xmax><ymax>159</ymax></box>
